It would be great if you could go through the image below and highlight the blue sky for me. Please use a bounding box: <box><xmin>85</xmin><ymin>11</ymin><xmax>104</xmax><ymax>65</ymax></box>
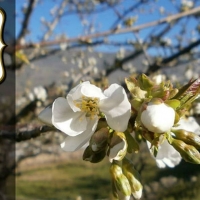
<box><xmin>15</xmin><ymin>0</ymin><xmax>199</xmax><ymax>53</ymax></box>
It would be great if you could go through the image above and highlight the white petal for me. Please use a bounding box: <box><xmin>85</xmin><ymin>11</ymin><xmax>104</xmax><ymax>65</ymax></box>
<box><xmin>132</xmin><ymin>188</ymin><xmax>142</xmax><ymax>200</ymax></box>
<box><xmin>38</xmin><ymin>105</ymin><xmax>52</xmax><ymax>125</ymax></box>
<box><xmin>147</xmin><ymin>139</ymin><xmax>182</xmax><ymax>168</ymax></box>
<box><xmin>141</xmin><ymin>103</ymin><xmax>175</xmax><ymax>133</ymax></box>
<box><xmin>52</xmin><ymin>97</ymin><xmax>87</xmax><ymax>136</ymax></box>
<box><xmin>174</xmin><ymin>116</ymin><xmax>200</xmax><ymax>135</ymax></box>
<box><xmin>60</xmin><ymin>117</ymin><xmax>98</xmax><ymax>151</ymax></box>
<box><xmin>100</xmin><ymin>84</ymin><xmax>131</xmax><ymax>132</ymax></box>
<box><xmin>67</xmin><ymin>81</ymin><xmax>90</xmax><ymax>112</ymax></box>
<box><xmin>67</xmin><ymin>81</ymin><xmax>105</xmax><ymax>112</ymax></box>
<box><xmin>109</xmin><ymin>141</ymin><xmax>126</xmax><ymax>162</ymax></box>
<box><xmin>81</xmin><ymin>83</ymin><xmax>105</xmax><ymax>99</ymax></box>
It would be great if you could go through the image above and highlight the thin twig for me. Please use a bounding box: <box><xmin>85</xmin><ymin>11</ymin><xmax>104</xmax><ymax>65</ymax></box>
<box><xmin>16</xmin><ymin>0</ymin><xmax>38</xmax><ymax>44</ymax></box>
<box><xmin>16</xmin><ymin>6</ymin><xmax>200</xmax><ymax>50</ymax></box>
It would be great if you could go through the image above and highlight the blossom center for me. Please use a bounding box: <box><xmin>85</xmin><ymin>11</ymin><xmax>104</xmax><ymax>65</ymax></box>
<box><xmin>74</xmin><ymin>95</ymin><xmax>100</xmax><ymax>119</ymax></box>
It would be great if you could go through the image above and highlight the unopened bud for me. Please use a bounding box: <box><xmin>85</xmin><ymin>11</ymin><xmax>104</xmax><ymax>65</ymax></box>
<box><xmin>90</xmin><ymin>127</ymin><xmax>109</xmax><ymax>152</ymax></box>
<box><xmin>108</xmin><ymin>132</ymin><xmax>127</xmax><ymax>162</ymax></box>
<box><xmin>141</xmin><ymin>99</ymin><xmax>175</xmax><ymax>133</ymax></box>
<box><xmin>171</xmin><ymin>138</ymin><xmax>200</xmax><ymax>164</ymax></box>
<box><xmin>172</xmin><ymin>129</ymin><xmax>200</xmax><ymax>149</ymax></box>
<box><xmin>122</xmin><ymin>158</ymin><xmax>143</xmax><ymax>199</ymax></box>
<box><xmin>138</xmin><ymin>74</ymin><xmax>154</xmax><ymax>91</ymax></box>
<box><xmin>82</xmin><ymin>146</ymin><xmax>106</xmax><ymax>163</ymax></box>
<box><xmin>110</xmin><ymin>163</ymin><xmax>131</xmax><ymax>197</ymax></box>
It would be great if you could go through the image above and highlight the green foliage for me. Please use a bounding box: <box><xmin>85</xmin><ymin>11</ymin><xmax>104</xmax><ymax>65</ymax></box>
<box><xmin>16</xmin><ymin>160</ymin><xmax>111</xmax><ymax>200</ymax></box>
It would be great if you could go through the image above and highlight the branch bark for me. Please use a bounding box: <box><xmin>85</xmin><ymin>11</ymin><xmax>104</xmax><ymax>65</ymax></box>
<box><xmin>16</xmin><ymin>6</ymin><xmax>200</xmax><ymax>50</ymax></box>
<box><xmin>16</xmin><ymin>0</ymin><xmax>38</xmax><ymax>44</ymax></box>
<box><xmin>0</xmin><ymin>125</ymin><xmax>55</xmax><ymax>142</ymax></box>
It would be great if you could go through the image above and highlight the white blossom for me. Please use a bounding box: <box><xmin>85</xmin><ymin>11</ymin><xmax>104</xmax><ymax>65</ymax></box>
<box><xmin>39</xmin><ymin>81</ymin><xmax>131</xmax><ymax>151</ymax></box>
<box><xmin>148</xmin><ymin>116</ymin><xmax>200</xmax><ymax>168</ymax></box>
<box><xmin>141</xmin><ymin>101</ymin><xmax>175</xmax><ymax>133</ymax></box>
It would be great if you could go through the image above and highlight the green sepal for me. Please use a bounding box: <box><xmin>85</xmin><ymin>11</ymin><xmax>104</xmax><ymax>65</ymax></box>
<box><xmin>137</xmin><ymin>74</ymin><xmax>154</xmax><ymax>91</ymax></box>
<box><xmin>165</xmin><ymin>99</ymin><xmax>180</xmax><ymax>109</ymax></box>
<box><xmin>124</xmin><ymin>131</ymin><xmax>140</xmax><ymax>154</ymax></box>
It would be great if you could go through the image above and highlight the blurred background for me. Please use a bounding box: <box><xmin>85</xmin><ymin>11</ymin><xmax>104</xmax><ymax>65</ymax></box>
<box><xmin>1</xmin><ymin>0</ymin><xmax>200</xmax><ymax>199</ymax></box>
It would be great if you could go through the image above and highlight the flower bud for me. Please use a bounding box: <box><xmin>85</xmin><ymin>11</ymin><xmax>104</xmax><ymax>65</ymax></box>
<box><xmin>122</xmin><ymin>158</ymin><xmax>143</xmax><ymax>199</ymax></box>
<box><xmin>89</xmin><ymin>127</ymin><xmax>109</xmax><ymax>152</ymax></box>
<box><xmin>137</xmin><ymin>74</ymin><xmax>154</xmax><ymax>91</ymax></box>
<box><xmin>171</xmin><ymin>138</ymin><xmax>200</xmax><ymax>164</ymax></box>
<box><xmin>110</xmin><ymin>163</ymin><xmax>131</xmax><ymax>197</ymax></box>
<box><xmin>172</xmin><ymin>129</ymin><xmax>200</xmax><ymax>149</ymax></box>
<box><xmin>141</xmin><ymin>98</ymin><xmax>175</xmax><ymax>133</ymax></box>
<box><xmin>108</xmin><ymin>132</ymin><xmax>127</xmax><ymax>162</ymax></box>
<box><xmin>82</xmin><ymin>146</ymin><xmax>106</xmax><ymax>163</ymax></box>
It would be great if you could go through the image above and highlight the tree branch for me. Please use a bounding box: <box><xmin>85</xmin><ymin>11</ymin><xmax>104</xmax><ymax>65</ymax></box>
<box><xmin>16</xmin><ymin>6</ymin><xmax>200</xmax><ymax>50</ymax></box>
<box><xmin>16</xmin><ymin>0</ymin><xmax>38</xmax><ymax>44</ymax></box>
<box><xmin>0</xmin><ymin>125</ymin><xmax>55</xmax><ymax>142</ymax></box>
<box><xmin>146</xmin><ymin>38</ymin><xmax>200</xmax><ymax>74</ymax></box>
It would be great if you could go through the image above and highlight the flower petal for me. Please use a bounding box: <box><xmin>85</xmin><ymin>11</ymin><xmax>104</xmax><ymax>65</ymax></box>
<box><xmin>174</xmin><ymin>117</ymin><xmax>200</xmax><ymax>135</ymax></box>
<box><xmin>60</xmin><ymin>117</ymin><xmax>98</xmax><ymax>151</ymax></box>
<box><xmin>141</xmin><ymin>102</ymin><xmax>175</xmax><ymax>133</ymax></box>
<box><xmin>38</xmin><ymin>105</ymin><xmax>52</xmax><ymax>126</ymax></box>
<box><xmin>52</xmin><ymin>97</ymin><xmax>87</xmax><ymax>136</ymax></box>
<box><xmin>100</xmin><ymin>84</ymin><xmax>131</xmax><ymax>132</ymax></box>
<box><xmin>67</xmin><ymin>81</ymin><xmax>90</xmax><ymax>112</ymax></box>
<box><xmin>147</xmin><ymin>139</ymin><xmax>182</xmax><ymax>168</ymax></box>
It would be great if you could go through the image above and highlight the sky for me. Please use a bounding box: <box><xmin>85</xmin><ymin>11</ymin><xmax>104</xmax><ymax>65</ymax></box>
<box><xmin>15</xmin><ymin>0</ymin><xmax>200</xmax><ymax>53</ymax></box>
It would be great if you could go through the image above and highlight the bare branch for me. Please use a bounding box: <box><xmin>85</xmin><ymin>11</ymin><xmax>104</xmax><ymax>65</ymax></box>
<box><xmin>16</xmin><ymin>0</ymin><xmax>38</xmax><ymax>44</ymax></box>
<box><xmin>16</xmin><ymin>6</ymin><xmax>200</xmax><ymax>50</ymax></box>
<box><xmin>0</xmin><ymin>125</ymin><xmax>55</xmax><ymax>142</ymax></box>
<box><xmin>42</xmin><ymin>0</ymin><xmax>68</xmax><ymax>41</ymax></box>
<box><xmin>146</xmin><ymin>38</ymin><xmax>200</xmax><ymax>74</ymax></box>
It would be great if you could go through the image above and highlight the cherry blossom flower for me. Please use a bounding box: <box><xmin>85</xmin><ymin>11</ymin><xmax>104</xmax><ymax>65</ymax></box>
<box><xmin>148</xmin><ymin>117</ymin><xmax>200</xmax><ymax>168</ymax></box>
<box><xmin>141</xmin><ymin>100</ymin><xmax>175</xmax><ymax>133</ymax></box>
<box><xmin>39</xmin><ymin>81</ymin><xmax>131</xmax><ymax>151</ymax></box>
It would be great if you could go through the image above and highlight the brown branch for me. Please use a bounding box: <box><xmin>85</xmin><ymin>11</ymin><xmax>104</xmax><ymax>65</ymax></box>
<box><xmin>16</xmin><ymin>6</ymin><xmax>200</xmax><ymax>50</ymax></box>
<box><xmin>16</xmin><ymin>0</ymin><xmax>38</xmax><ymax>44</ymax></box>
<box><xmin>0</xmin><ymin>125</ymin><xmax>55</xmax><ymax>142</ymax></box>
<box><xmin>146</xmin><ymin>38</ymin><xmax>200</xmax><ymax>74</ymax></box>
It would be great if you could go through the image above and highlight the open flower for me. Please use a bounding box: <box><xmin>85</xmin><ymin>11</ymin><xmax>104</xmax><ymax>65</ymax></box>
<box><xmin>39</xmin><ymin>81</ymin><xmax>131</xmax><ymax>151</ymax></box>
<box><xmin>141</xmin><ymin>99</ymin><xmax>175</xmax><ymax>133</ymax></box>
<box><xmin>147</xmin><ymin>138</ymin><xmax>182</xmax><ymax>168</ymax></box>
<box><xmin>148</xmin><ymin>117</ymin><xmax>200</xmax><ymax>168</ymax></box>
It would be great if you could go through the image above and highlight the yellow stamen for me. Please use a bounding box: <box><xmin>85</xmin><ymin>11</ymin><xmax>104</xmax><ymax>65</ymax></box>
<box><xmin>74</xmin><ymin>95</ymin><xmax>100</xmax><ymax>119</ymax></box>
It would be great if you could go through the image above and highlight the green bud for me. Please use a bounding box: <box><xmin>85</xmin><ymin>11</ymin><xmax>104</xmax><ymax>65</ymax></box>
<box><xmin>110</xmin><ymin>163</ymin><xmax>131</xmax><ymax>197</ymax></box>
<box><xmin>172</xmin><ymin>129</ymin><xmax>200</xmax><ymax>149</ymax></box>
<box><xmin>137</xmin><ymin>74</ymin><xmax>154</xmax><ymax>91</ymax></box>
<box><xmin>82</xmin><ymin>146</ymin><xmax>106</xmax><ymax>163</ymax></box>
<box><xmin>168</xmin><ymin>88</ymin><xmax>179</xmax><ymax>99</ymax></box>
<box><xmin>122</xmin><ymin>158</ymin><xmax>143</xmax><ymax>199</ymax></box>
<box><xmin>165</xmin><ymin>99</ymin><xmax>180</xmax><ymax>109</ymax></box>
<box><xmin>171</xmin><ymin>138</ymin><xmax>200</xmax><ymax>164</ymax></box>
<box><xmin>131</xmin><ymin>98</ymin><xmax>143</xmax><ymax>111</ymax></box>
<box><xmin>90</xmin><ymin>127</ymin><xmax>109</xmax><ymax>152</ymax></box>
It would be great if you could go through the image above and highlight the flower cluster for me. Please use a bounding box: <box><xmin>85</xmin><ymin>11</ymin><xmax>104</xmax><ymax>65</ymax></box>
<box><xmin>39</xmin><ymin>74</ymin><xmax>200</xmax><ymax>200</ymax></box>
